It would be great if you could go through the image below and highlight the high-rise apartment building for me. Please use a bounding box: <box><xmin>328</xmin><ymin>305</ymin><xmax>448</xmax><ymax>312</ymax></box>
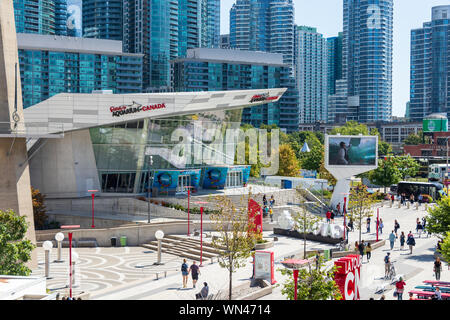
<box><xmin>172</xmin><ymin>48</ymin><xmax>289</xmax><ymax>128</ymax></box>
<box><xmin>410</xmin><ymin>5</ymin><xmax>450</xmax><ymax>121</ymax></box>
<box><xmin>343</xmin><ymin>0</ymin><xmax>393</xmax><ymax>123</ymax></box>
<box><xmin>230</xmin><ymin>0</ymin><xmax>295</xmax><ymax>72</ymax></box>
<box><xmin>122</xmin><ymin>0</ymin><xmax>220</xmax><ymax>91</ymax></box>
<box><xmin>296</xmin><ymin>26</ymin><xmax>328</xmax><ymax>124</ymax></box>
<box><xmin>17</xmin><ymin>33</ymin><xmax>143</xmax><ymax>108</ymax></box>
<box><xmin>14</xmin><ymin>0</ymin><xmax>82</xmax><ymax>36</ymax></box>
<box><xmin>83</xmin><ymin>0</ymin><xmax>123</xmax><ymax>40</ymax></box>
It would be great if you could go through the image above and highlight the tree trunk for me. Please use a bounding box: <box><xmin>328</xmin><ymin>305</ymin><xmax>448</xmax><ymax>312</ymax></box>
<box><xmin>229</xmin><ymin>269</ymin><xmax>233</xmax><ymax>300</ymax></box>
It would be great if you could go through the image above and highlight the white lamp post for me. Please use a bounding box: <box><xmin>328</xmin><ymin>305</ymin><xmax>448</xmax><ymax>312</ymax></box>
<box><xmin>43</xmin><ymin>240</ymin><xmax>53</xmax><ymax>278</ymax></box>
<box><xmin>55</xmin><ymin>232</ymin><xmax>64</xmax><ymax>262</ymax></box>
<box><xmin>154</xmin><ymin>230</ymin><xmax>164</xmax><ymax>265</ymax></box>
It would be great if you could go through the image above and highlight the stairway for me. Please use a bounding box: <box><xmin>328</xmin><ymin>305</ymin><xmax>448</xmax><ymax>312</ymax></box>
<box><xmin>141</xmin><ymin>235</ymin><xmax>226</xmax><ymax>263</ymax></box>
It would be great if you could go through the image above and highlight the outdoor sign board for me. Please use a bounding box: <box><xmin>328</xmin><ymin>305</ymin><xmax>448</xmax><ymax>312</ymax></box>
<box><xmin>423</xmin><ymin>118</ymin><xmax>448</xmax><ymax>133</ymax></box>
<box><xmin>254</xmin><ymin>251</ymin><xmax>276</xmax><ymax>285</ymax></box>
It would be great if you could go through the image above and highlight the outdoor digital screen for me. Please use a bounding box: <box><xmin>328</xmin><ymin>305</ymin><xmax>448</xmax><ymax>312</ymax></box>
<box><xmin>328</xmin><ymin>137</ymin><xmax>377</xmax><ymax>166</ymax></box>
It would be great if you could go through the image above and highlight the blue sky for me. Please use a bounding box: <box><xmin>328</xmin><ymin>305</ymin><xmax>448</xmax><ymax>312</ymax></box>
<box><xmin>221</xmin><ymin>0</ymin><xmax>447</xmax><ymax>117</ymax></box>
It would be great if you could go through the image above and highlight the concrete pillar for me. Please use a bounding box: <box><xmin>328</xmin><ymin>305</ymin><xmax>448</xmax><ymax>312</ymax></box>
<box><xmin>0</xmin><ymin>0</ymin><xmax>37</xmax><ymax>268</ymax></box>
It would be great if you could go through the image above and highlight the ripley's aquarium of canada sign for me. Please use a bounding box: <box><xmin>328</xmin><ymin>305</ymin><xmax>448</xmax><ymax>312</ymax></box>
<box><xmin>334</xmin><ymin>254</ymin><xmax>361</xmax><ymax>300</ymax></box>
<box><xmin>110</xmin><ymin>101</ymin><xmax>166</xmax><ymax>117</ymax></box>
<box><xmin>250</xmin><ymin>93</ymin><xmax>279</xmax><ymax>103</ymax></box>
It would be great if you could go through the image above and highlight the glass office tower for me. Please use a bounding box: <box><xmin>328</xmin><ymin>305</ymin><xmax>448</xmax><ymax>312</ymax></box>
<box><xmin>343</xmin><ymin>0</ymin><xmax>393</xmax><ymax>123</ymax></box>
<box><xmin>327</xmin><ymin>33</ymin><xmax>343</xmax><ymax>96</ymax></box>
<box><xmin>82</xmin><ymin>0</ymin><xmax>123</xmax><ymax>40</ymax></box>
<box><xmin>13</xmin><ymin>0</ymin><xmax>56</xmax><ymax>34</ymax></box>
<box><xmin>410</xmin><ymin>5</ymin><xmax>450</xmax><ymax>121</ymax></box>
<box><xmin>17</xmin><ymin>34</ymin><xmax>143</xmax><ymax>108</ymax></box>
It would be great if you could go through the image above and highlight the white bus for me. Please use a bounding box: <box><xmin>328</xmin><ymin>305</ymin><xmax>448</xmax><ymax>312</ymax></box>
<box><xmin>428</xmin><ymin>164</ymin><xmax>450</xmax><ymax>183</ymax></box>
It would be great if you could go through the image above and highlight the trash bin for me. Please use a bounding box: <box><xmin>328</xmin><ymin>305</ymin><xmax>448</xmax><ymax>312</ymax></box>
<box><xmin>120</xmin><ymin>236</ymin><xmax>127</xmax><ymax>247</ymax></box>
<box><xmin>111</xmin><ymin>237</ymin><xmax>117</xmax><ymax>247</ymax></box>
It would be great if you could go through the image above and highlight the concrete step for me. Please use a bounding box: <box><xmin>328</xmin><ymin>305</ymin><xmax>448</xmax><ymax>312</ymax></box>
<box><xmin>141</xmin><ymin>244</ymin><xmax>211</xmax><ymax>263</ymax></box>
<box><xmin>166</xmin><ymin>234</ymin><xmax>227</xmax><ymax>251</ymax></box>
<box><xmin>147</xmin><ymin>241</ymin><xmax>218</xmax><ymax>258</ymax></box>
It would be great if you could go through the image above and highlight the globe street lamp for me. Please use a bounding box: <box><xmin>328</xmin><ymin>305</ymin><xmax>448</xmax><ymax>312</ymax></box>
<box><xmin>55</xmin><ymin>232</ymin><xmax>64</xmax><ymax>262</ymax></box>
<box><xmin>154</xmin><ymin>230</ymin><xmax>164</xmax><ymax>265</ymax></box>
<box><xmin>43</xmin><ymin>240</ymin><xmax>53</xmax><ymax>278</ymax></box>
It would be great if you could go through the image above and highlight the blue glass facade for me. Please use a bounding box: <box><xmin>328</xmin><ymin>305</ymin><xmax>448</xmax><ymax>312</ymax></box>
<box><xmin>172</xmin><ymin>49</ymin><xmax>288</xmax><ymax>128</ymax></box>
<box><xmin>82</xmin><ymin>0</ymin><xmax>123</xmax><ymax>40</ymax></box>
<box><xmin>18</xmin><ymin>36</ymin><xmax>143</xmax><ymax>109</ymax></box>
<box><xmin>343</xmin><ymin>0</ymin><xmax>393</xmax><ymax>123</ymax></box>
<box><xmin>327</xmin><ymin>33</ymin><xmax>343</xmax><ymax>96</ymax></box>
<box><xmin>410</xmin><ymin>6</ymin><xmax>450</xmax><ymax>121</ymax></box>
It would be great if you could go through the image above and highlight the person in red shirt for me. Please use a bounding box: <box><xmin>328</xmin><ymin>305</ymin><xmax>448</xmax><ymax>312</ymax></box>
<box><xmin>326</xmin><ymin>211</ymin><xmax>331</xmax><ymax>223</ymax></box>
<box><xmin>395</xmin><ymin>277</ymin><xmax>406</xmax><ymax>300</ymax></box>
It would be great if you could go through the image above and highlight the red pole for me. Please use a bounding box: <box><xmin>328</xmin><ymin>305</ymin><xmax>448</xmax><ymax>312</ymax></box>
<box><xmin>200</xmin><ymin>206</ymin><xmax>203</xmax><ymax>267</ymax></box>
<box><xmin>376</xmin><ymin>208</ymin><xmax>379</xmax><ymax>242</ymax></box>
<box><xmin>343</xmin><ymin>212</ymin><xmax>346</xmax><ymax>241</ymax></box>
<box><xmin>69</xmin><ymin>232</ymin><xmax>73</xmax><ymax>299</ymax></box>
<box><xmin>91</xmin><ymin>193</ymin><xmax>95</xmax><ymax>228</ymax></box>
<box><xmin>187</xmin><ymin>189</ymin><xmax>190</xmax><ymax>236</ymax></box>
<box><xmin>293</xmin><ymin>269</ymin><xmax>299</xmax><ymax>300</ymax></box>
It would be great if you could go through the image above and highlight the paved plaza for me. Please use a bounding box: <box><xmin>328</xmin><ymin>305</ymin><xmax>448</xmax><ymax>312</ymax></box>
<box><xmin>31</xmin><ymin>200</ymin><xmax>447</xmax><ymax>300</ymax></box>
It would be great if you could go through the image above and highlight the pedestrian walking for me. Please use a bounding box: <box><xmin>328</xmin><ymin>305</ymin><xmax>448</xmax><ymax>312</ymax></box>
<box><xmin>417</xmin><ymin>221</ymin><xmax>423</xmax><ymax>238</ymax></box>
<box><xmin>400</xmin><ymin>232</ymin><xmax>406</xmax><ymax>251</ymax></box>
<box><xmin>389</xmin><ymin>231</ymin><xmax>396</xmax><ymax>250</ymax></box>
<box><xmin>378</xmin><ymin>218</ymin><xmax>384</xmax><ymax>234</ymax></box>
<box><xmin>354</xmin><ymin>241</ymin><xmax>359</xmax><ymax>252</ymax></box>
<box><xmin>384</xmin><ymin>253</ymin><xmax>391</xmax><ymax>279</ymax></box>
<box><xmin>407</xmin><ymin>232</ymin><xmax>416</xmax><ymax>254</ymax></box>
<box><xmin>195</xmin><ymin>282</ymin><xmax>209</xmax><ymax>300</ymax></box>
<box><xmin>395</xmin><ymin>277</ymin><xmax>406</xmax><ymax>300</ymax></box>
<box><xmin>366</xmin><ymin>243</ymin><xmax>372</xmax><ymax>262</ymax></box>
<box><xmin>410</xmin><ymin>194</ymin><xmax>414</xmax><ymax>204</ymax></box>
<box><xmin>337</xmin><ymin>202</ymin><xmax>341</xmax><ymax>216</ymax></box>
<box><xmin>330</xmin><ymin>210</ymin><xmax>335</xmax><ymax>224</ymax></box>
<box><xmin>263</xmin><ymin>194</ymin><xmax>267</xmax><ymax>207</ymax></box>
<box><xmin>391</xmin><ymin>194</ymin><xmax>395</xmax><ymax>205</ymax></box>
<box><xmin>394</xmin><ymin>220</ymin><xmax>400</xmax><ymax>238</ymax></box>
<box><xmin>422</xmin><ymin>217</ymin><xmax>429</xmax><ymax>238</ymax></box>
<box><xmin>326</xmin><ymin>210</ymin><xmax>331</xmax><ymax>223</ymax></box>
<box><xmin>358</xmin><ymin>241</ymin><xmax>365</xmax><ymax>262</ymax></box>
<box><xmin>418</xmin><ymin>194</ymin><xmax>423</xmax><ymax>206</ymax></box>
<box><xmin>415</xmin><ymin>218</ymin><xmax>420</xmax><ymax>233</ymax></box>
<box><xmin>269</xmin><ymin>207</ymin><xmax>273</xmax><ymax>222</ymax></box>
<box><xmin>189</xmin><ymin>260</ymin><xmax>200</xmax><ymax>288</ymax></box>
<box><xmin>181</xmin><ymin>259</ymin><xmax>189</xmax><ymax>288</ymax></box>
<box><xmin>348</xmin><ymin>218</ymin><xmax>354</xmax><ymax>232</ymax></box>
<box><xmin>263</xmin><ymin>205</ymin><xmax>269</xmax><ymax>218</ymax></box>
<box><xmin>401</xmin><ymin>193</ymin><xmax>405</xmax><ymax>206</ymax></box>
<box><xmin>269</xmin><ymin>195</ymin><xmax>275</xmax><ymax>208</ymax></box>
<box><xmin>434</xmin><ymin>257</ymin><xmax>442</xmax><ymax>281</ymax></box>
<box><xmin>366</xmin><ymin>217</ymin><xmax>371</xmax><ymax>233</ymax></box>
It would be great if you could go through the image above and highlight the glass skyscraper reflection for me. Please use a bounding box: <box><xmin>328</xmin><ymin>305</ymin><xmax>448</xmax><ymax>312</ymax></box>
<box><xmin>410</xmin><ymin>5</ymin><xmax>450</xmax><ymax>121</ymax></box>
<box><xmin>343</xmin><ymin>0</ymin><xmax>393</xmax><ymax>123</ymax></box>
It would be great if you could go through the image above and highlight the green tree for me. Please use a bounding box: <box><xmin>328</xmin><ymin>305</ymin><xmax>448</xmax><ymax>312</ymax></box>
<box><xmin>278</xmin><ymin>144</ymin><xmax>300</xmax><ymax>177</ymax></box>
<box><xmin>348</xmin><ymin>186</ymin><xmax>376</xmax><ymax>242</ymax></box>
<box><xmin>396</xmin><ymin>155</ymin><xmax>420</xmax><ymax>179</ymax></box>
<box><xmin>378</xmin><ymin>141</ymin><xmax>393</xmax><ymax>157</ymax></box>
<box><xmin>368</xmin><ymin>157</ymin><xmax>402</xmax><ymax>192</ymax></box>
<box><xmin>300</xmin><ymin>145</ymin><xmax>323</xmax><ymax>172</ymax></box>
<box><xmin>279</xmin><ymin>256</ymin><xmax>342</xmax><ymax>300</ymax></box>
<box><xmin>404</xmin><ymin>132</ymin><xmax>422</xmax><ymax>145</ymax></box>
<box><xmin>426</xmin><ymin>195</ymin><xmax>450</xmax><ymax>239</ymax></box>
<box><xmin>0</xmin><ymin>209</ymin><xmax>35</xmax><ymax>276</ymax></box>
<box><xmin>439</xmin><ymin>232</ymin><xmax>450</xmax><ymax>264</ymax></box>
<box><xmin>330</xmin><ymin>121</ymin><xmax>371</xmax><ymax>136</ymax></box>
<box><xmin>210</xmin><ymin>194</ymin><xmax>257</xmax><ymax>300</ymax></box>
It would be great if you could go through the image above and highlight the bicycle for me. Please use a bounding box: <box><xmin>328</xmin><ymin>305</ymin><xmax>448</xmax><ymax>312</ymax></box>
<box><xmin>385</xmin><ymin>260</ymin><xmax>397</xmax><ymax>280</ymax></box>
